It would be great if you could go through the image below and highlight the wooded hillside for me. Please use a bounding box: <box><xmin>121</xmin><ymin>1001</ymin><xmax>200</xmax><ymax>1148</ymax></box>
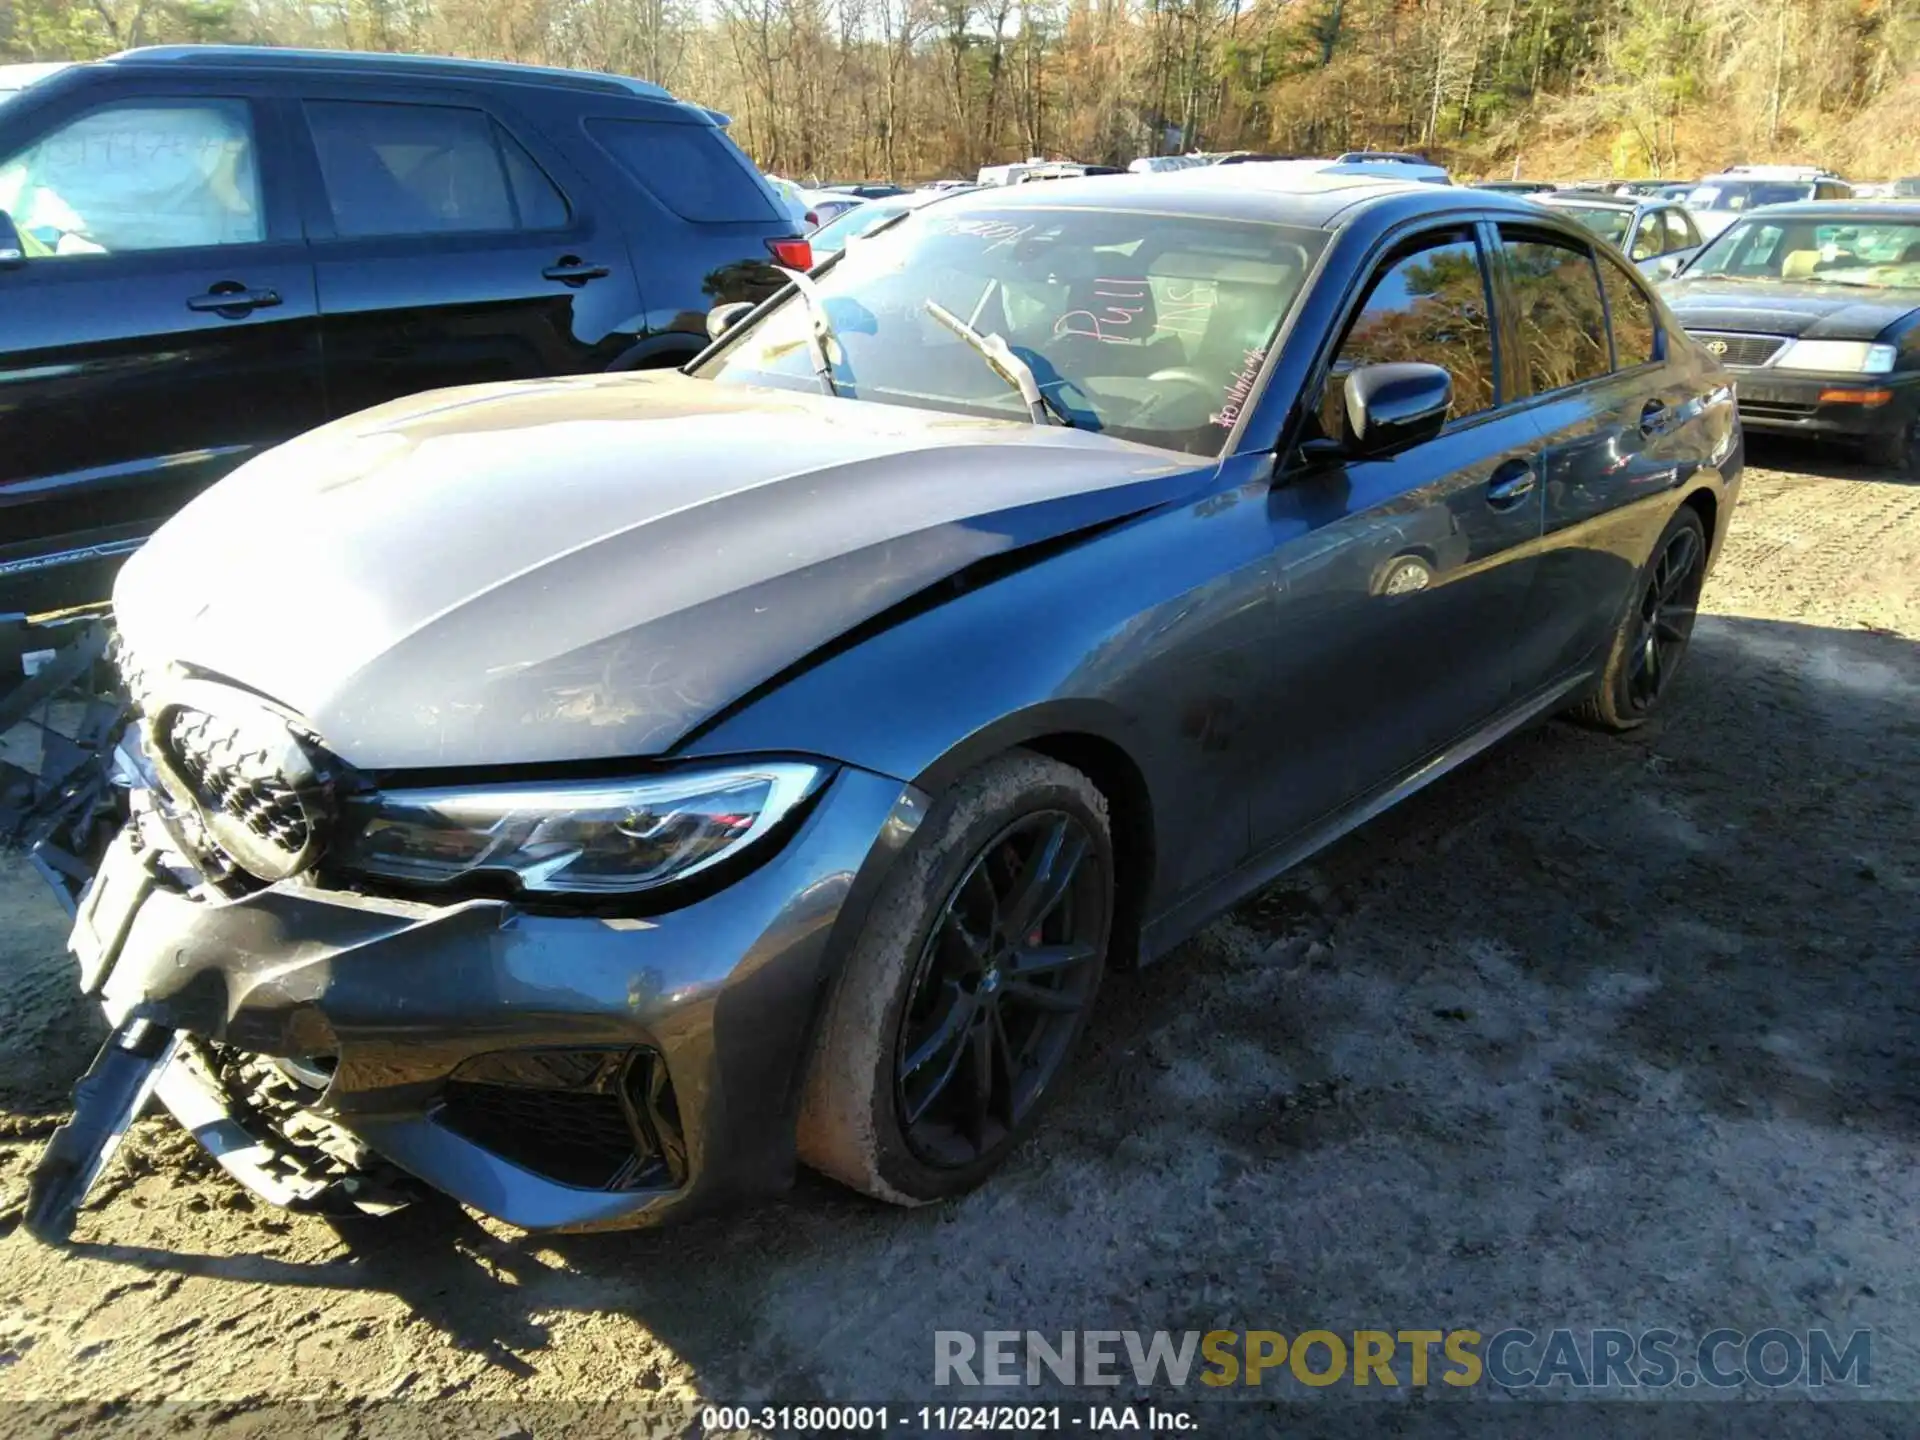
<box><xmin>5</xmin><ymin>0</ymin><xmax>1917</xmax><ymax>181</ymax></box>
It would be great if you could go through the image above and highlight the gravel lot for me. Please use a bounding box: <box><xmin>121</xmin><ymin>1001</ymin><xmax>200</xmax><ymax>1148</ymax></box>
<box><xmin>1</xmin><ymin>442</ymin><xmax>1915</xmax><ymax>1432</ymax></box>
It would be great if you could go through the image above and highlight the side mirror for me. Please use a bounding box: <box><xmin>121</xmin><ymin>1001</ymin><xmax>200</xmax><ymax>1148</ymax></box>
<box><xmin>1342</xmin><ymin>362</ymin><xmax>1453</xmax><ymax>459</ymax></box>
<box><xmin>706</xmin><ymin>301</ymin><xmax>754</xmax><ymax>342</ymax></box>
<box><xmin>0</xmin><ymin>211</ymin><xmax>25</xmax><ymax>269</ymax></box>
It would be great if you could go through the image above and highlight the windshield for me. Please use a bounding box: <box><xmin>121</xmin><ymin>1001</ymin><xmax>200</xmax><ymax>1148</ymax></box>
<box><xmin>1559</xmin><ymin>206</ymin><xmax>1633</xmax><ymax>245</ymax></box>
<box><xmin>1687</xmin><ymin>216</ymin><xmax>1920</xmax><ymax>288</ymax></box>
<box><xmin>1686</xmin><ymin>180</ymin><xmax>1816</xmax><ymax>212</ymax></box>
<box><xmin>694</xmin><ymin>203</ymin><xmax>1327</xmax><ymax>456</ymax></box>
<box><xmin>808</xmin><ymin>201</ymin><xmax>915</xmax><ymax>260</ymax></box>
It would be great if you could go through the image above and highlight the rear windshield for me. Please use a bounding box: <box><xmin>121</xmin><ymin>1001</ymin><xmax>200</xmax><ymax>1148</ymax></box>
<box><xmin>588</xmin><ymin>118</ymin><xmax>780</xmax><ymax>224</ymax></box>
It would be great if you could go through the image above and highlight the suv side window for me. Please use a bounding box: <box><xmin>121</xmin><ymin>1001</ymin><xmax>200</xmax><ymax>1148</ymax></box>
<box><xmin>1499</xmin><ymin>230</ymin><xmax>1611</xmax><ymax>393</ymax></box>
<box><xmin>305</xmin><ymin>100</ymin><xmax>567</xmax><ymax>237</ymax></box>
<box><xmin>588</xmin><ymin>118</ymin><xmax>782</xmax><ymax>223</ymax></box>
<box><xmin>1663</xmin><ymin>208</ymin><xmax>1699</xmax><ymax>251</ymax></box>
<box><xmin>0</xmin><ymin>98</ymin><xmax>263</xmax><ymax>256</ymax></box>
<box><xmin>1317</xmin><ymin>229</ymin><xmax>1497</xmax><ymax>438</ymax></box>
<box><xmin>1598</xmin><ymin>253</ymin><xmax>1658</xmax><ymax>367</ymax></box>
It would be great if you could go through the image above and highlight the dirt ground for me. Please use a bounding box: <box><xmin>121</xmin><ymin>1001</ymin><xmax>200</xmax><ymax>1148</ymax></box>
<box><xmin>0</xmin><ymin>440</ymin><xmax>1915</xmax><ymax>1432</ymax></box>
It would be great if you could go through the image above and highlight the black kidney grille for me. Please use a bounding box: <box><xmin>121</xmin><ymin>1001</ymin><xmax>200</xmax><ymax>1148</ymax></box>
<box><xmin>166</xmin><ymin>708</ymin><xmax>312</xmax><ymax>855</ymax></box>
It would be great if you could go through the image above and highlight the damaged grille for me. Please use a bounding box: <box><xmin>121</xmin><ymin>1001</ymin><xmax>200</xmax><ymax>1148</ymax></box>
<box><xmin>438</xmin><ymin>1047</ymin><xmax>684</xmax><ymax>1192</ymax></box>
<box><xmin>149</xmin><ymin>694</ymin><xmax>335</xmax><ymax>883</ymax></box>
<box><xmin>166</xmin><ymin>708</ymin><xmax>315</xmax><ymax>857</ymax></box>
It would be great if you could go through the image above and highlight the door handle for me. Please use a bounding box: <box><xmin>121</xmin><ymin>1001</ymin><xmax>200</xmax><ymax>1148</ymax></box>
<box><xmin>1486</xmin><ymin>459</ymin><xmax>1536</xmax><ymax>508</ymax></box>
<box><xmin>542</xmin><ymin>257</ymin><xmax>610</xmax><ymax>285</ymax></box>
<box><xmin>186</xmin><ymin>285</ymin><xmax>281</xmax><ymax>315</ymax></box>
<box><xmin>1640</xmin><ymin>400</ymin><xmax>1672</xmax><ymax>437</ymax></box>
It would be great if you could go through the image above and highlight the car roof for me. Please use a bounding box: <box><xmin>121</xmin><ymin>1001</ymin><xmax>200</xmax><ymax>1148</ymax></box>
<box><xmin>1736</xmin><ymin>200</ymin><xmax>1920</xmax><ymax>223</ymax></box>
<box><xmin>1542</xmin><ymin>191</ymin><xmax>1642</xmax><ymax>209</ymax></box>
<box><xmin>926</xmin><ymin>164</ymin><xmax>1541</xmax><ymax>229</ymax></box>
<box><xmin>101</xmin><ymin>44</ymin><xmax>678</xmax><ymax>103</ymax></box>
<box><xmin>0</xmin><ymin>61</ymin><xmax>73</xmax><ymax>93</ymax></box>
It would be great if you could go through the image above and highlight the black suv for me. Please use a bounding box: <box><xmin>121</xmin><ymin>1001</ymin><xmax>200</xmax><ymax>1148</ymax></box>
<box><xmin>0</xmin><ymin>46</ymin><xmax>806</xmax><ymax>621</ymax></box>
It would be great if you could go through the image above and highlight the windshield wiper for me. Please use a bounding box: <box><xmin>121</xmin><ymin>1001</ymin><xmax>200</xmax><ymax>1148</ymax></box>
<box><xmin>924</xmin><ymin>299</ymin><xmax>1071</xmax><ymax>427</ymax></box>
<box><xmin>777</xmin><ymin>265</ymin><xmax>839</xmax><ymax>397</ymax></box>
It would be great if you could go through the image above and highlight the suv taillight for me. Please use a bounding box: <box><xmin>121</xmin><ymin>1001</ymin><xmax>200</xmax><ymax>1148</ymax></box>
<box><xmin>767</xmin><ymin>237</ymin><xmax>812</xmax><ymax>270</ymax></box>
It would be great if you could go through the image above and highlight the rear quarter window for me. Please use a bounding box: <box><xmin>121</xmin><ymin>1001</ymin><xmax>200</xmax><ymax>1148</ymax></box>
<box><xmin>588</xmin><ymin>118</ymin><xmax>780</xmax><ymax>224</ymax></box>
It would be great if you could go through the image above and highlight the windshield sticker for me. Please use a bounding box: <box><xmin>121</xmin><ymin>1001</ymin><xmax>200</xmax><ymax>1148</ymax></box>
<box><xmin>1055</xmin><ymin>277</ymin><xmax>1151</xmax><ymax>344</ymax></box>
<box><xmin>1213</xmin><ymin>347</ymin><xmax>1267</xmax><ymax>429</ymax></box>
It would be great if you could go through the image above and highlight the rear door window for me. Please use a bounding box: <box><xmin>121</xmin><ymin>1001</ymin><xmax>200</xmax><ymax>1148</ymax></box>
<box><xmin>588</xmin><ymin>118</ymin><xmax>780</xmax><ymax>223</ymax></box>
<box><xmin>1499</xmin><ymin>230</ymin><xmax>1612</xmax><ymax>393</ymax></box>
<box><xmin>305</xmin><ymin>100</ymin><xmax>566</xmax><ymax>236</ymax></box>
<box><xmin>1598</xmin><ymin>254</ymin><xmax>1659</xmax><ymax>368</ymax></box>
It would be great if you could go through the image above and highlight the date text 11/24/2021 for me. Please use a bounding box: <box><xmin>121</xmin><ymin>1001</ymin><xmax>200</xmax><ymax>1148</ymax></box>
<box><xmin>699</xmin><ymin>1406</ymin><xmax>1198</xmax><ymax>1433</ymax></box>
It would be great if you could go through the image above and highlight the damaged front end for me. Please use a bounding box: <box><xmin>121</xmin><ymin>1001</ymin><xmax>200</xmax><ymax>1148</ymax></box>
<box><xmin>21</xmin><ymin>649</ymin><xmax>922</xmax><ymax>1242</ymax></box>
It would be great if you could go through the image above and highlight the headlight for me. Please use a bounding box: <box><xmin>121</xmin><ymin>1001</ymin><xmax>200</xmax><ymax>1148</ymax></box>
<box><xmin>1774</xmin><ymin>340</ymin><xmax>1898</xmax><ymax>375</ymax></box>
<box><xmin>335</xmin><ymin>762</ymin><xmax>827</xmax><ymax>894</ymax></box>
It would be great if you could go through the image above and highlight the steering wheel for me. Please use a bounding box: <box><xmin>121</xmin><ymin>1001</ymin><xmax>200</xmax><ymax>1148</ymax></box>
<box><xmin>1133</xmin><ymin>367</ymin><xmax>1221</xmax><ymax>427</ymax></box>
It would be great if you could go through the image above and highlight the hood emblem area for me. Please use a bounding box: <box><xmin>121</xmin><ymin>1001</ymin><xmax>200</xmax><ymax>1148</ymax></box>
<box><xmin>149</xmin><ymin>688</ymin><xmax>337</xmax><ymax>883</ymax></box>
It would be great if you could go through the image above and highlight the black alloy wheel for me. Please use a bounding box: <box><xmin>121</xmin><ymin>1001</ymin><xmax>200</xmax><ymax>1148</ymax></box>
<box><xmin>1623</xmin><ymin>520</ymin><xmax>1705</xmax><ymax>716</ymax></box>
<box><xmin>893</xmin><ymin>811</ymin><xmax>1104</xmax><ymax>1169</ymax></box>
<box><xmin>1569</xmin><ymin>505</ymin><xmax>1709</xmax><ymax>732</ymax></box>
<box><xmin>797</xmin><ymin>749</ymin><xmax>1113</xmax><ymax>1205</ymax></box>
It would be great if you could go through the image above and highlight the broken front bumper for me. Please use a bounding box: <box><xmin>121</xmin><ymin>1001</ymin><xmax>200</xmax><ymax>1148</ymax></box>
<box><xmin>54</xmin><ymin>765</ymin><xmax>925</xmax><ymax>1233</ymax></box>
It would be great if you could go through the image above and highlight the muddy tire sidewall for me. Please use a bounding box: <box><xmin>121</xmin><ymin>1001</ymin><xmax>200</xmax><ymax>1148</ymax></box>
<box><xmin>796</xmin><ymin>749</ymin><xmax>1112</xmax><ymax>1205</ymax></box>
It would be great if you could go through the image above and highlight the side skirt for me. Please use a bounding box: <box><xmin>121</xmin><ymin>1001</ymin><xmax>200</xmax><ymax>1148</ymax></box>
<box><xmin>1139</xmin><ymin>668</ymin><xmax>1597</xmax><ymax>963</ymax></box>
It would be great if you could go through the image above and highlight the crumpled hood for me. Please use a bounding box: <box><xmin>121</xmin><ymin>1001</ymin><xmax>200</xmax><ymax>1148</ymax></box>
<box><xmin>1661</xmin><ymin>279</ymin><xmax>1919</xmax><ymax>340</ymax></box>
<box><xmin>114</xmin><ymin>371</ymin><xmax>1200</xmax><ymax>769</ymax></box>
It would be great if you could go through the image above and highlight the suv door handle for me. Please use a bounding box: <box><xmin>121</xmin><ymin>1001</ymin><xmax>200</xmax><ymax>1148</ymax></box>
<box><xmin>1486</xmin><ymin>459</ymin><xmax>1537</xmax><ymax>508</ymax></box>
<box><xmin>186</xmin><ymin>285</ymin><xmax>280</xmax><ymax>315</ymax></box>
<box><xmin>1640</xmin><ymin>400</ymin><xmax>1673</xmax><ymax>437</ymax></box>
<box><xmin>543</xmin><ymin>257</ymin><xmax>611</xmax><ymax>285</ymax></box>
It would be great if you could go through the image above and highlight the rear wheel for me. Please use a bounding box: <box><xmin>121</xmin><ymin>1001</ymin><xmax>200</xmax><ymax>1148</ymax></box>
<box><xmin>798</xmin><ymin>750</ymin><xmax>1112</xmax><ymax>1204</ymax></box>
<box><xmin>1569</xmin><ymin>506</ymin><xmax>1708</xmax><ymax>732</ymax></box>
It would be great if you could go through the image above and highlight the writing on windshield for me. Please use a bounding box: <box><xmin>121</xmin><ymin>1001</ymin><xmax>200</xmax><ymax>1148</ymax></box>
<box><xmin>697</xmin><ymin>205</ymin><xmax>1328</xmax><ymax>457</ymax></box>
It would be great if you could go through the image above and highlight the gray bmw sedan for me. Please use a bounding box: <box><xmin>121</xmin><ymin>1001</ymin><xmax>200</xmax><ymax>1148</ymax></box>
<box><xmin>29</xmin><ymin>168</ymin><xmax>1741</xmax><ymax>1241</ymax></box>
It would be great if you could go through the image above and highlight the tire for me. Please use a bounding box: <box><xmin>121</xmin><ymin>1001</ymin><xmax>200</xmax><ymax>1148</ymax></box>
<box><xmin>1568</xmin><ymin>505</ymin><xmax>1709</xmax><ymax>732</ymax></box>
<box><xmin>797</xmin><ymin>749</ymin><xmax>1113</xmax><ymax>1205</ymax></box>
<box><xmin>1862</xmin><ymin>417</ymin><xmax>1917</xmax><ymax>475</ymax></box>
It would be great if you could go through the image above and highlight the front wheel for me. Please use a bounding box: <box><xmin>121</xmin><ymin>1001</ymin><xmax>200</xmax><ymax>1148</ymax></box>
<box><xmin>1862</xmin><ymin>416</ymin><xmax>1917</xmax><ymax>476</ymax></box>
<box><xmin>797</xmin><ymin>750</ymin><xmax>1112</xmax><ymax>1205</ymax></box>
<box><xmin>1569</xmin><ymin>506</ymin><xmax>1708</xmax><ymax>732</ymax></box>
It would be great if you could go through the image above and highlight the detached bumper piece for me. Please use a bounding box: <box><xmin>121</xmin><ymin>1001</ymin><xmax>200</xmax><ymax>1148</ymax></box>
<box><xmin>0</xmin><ymin>616</ymin><xmax>129</xmax><ymax>912</ymax></box>
<box><xmin>160</xmin><ymin>1043</ymin><xmax>420</xmax><ymax>1216</ymax></box>
<box><xmin>24</xmin><ymin>1019</ymin><xmax>177</xmax><ymax>1244</ymax></box>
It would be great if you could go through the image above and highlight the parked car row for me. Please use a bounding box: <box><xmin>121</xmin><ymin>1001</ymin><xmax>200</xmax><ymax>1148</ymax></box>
<box><xmin>8</xmin><ymin>43</ymin><xmax>1915</xmax><ymax>649</ymax></box>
